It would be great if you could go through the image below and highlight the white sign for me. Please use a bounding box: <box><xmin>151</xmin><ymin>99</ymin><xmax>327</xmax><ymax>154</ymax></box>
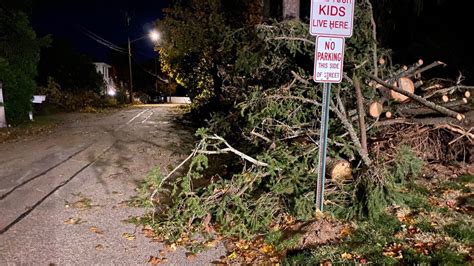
<box><xmin>0</xmin><ymin>85</ymin><xmax>6</xmax><ymax>128</ymax></box>
<box><xmin>32</xmin><ymin>95</ymin><xmax>46</xmax><ymax>104</ymax></box>
<box><xmin>313</xmin><ymin>36</ymin><xmax>345</xmax><ymax>83</ymax></box>
<box><xmin>310</xmin><ymin>0</ymin><xmax>355</xmax><ymax>37</ymax></box>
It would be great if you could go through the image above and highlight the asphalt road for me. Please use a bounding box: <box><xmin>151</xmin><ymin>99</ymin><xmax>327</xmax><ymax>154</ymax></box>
<box><xmin>0</xmin><ymin>105</ymin><xmax>225</xmax><ymax>265</ymax></box>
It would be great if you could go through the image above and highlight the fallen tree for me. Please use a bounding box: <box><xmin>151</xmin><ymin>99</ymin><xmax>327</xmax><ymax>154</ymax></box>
<box><xmin>139</xmin><ymin>0</ymin><xmax>473</xmax><ymax>263</ymax></box>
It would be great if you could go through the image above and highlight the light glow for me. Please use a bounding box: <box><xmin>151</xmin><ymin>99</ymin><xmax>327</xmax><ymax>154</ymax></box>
<box><xmin>149</xmin><ymin>30</ymin><xmax>160</xmax><ymax>42</ymax></box>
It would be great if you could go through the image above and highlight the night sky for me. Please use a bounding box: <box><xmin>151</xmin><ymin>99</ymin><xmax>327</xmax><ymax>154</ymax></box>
<box><xmin>29</xmin><ymin>0</ymin><xmax>474</xmax><ymax>82</ymax></box>
<box><xmin>31</xmin><ymin>0</ymin><xmax>168</xmax><ymax>62</ymax></box>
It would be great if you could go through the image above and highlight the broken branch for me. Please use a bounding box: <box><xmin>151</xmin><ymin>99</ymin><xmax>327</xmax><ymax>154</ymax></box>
<box><xmin>370</xmin><ymin>75</ymin><xmax>464</xmax><ymax>120</ymax></box>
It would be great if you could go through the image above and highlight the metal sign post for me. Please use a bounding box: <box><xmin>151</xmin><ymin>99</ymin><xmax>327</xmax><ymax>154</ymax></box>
<box><xmin>310</xmin><ymin>0</ymin><xmax>355</xmax><ymax>211</ymax></box>
<box><xmin>313</xmin><ymin>36</ymin><xmax>344</xmax><ymax>211</ymax></box>
<box><xmin>316</xmin><ymin>83</ymin><xmax>331</xmax><ymax>211</ymax></box>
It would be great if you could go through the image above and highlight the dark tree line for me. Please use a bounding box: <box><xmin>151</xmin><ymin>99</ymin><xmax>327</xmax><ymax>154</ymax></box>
<box><xmin>0</xmin><ymin>0</ymin><xmax>49</xmax><ymax>125</ymax></box>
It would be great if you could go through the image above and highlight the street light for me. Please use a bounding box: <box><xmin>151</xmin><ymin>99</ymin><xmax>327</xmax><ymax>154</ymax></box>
<box><xmin>127</xmin><ymin>29</ymin><xmax>160</xmax><ymax>104</ymax></box>
<box><xmin>149</xmin><ymin>30</ymin><xmax>160</xmax><ymax>43</ymax></box>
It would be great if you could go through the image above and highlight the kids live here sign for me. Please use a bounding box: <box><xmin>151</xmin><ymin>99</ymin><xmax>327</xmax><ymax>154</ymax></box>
<box><xmin>310</xmin><ymin>0</ymin><xmax>354</xmax><ymax>83</ymax></box>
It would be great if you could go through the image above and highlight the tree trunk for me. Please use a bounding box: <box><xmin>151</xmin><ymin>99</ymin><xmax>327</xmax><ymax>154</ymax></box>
<box><xmin>263</xmin><ymin>0</ymin><xmax>271</xmax><ymax>19</ymax></box>
<box><xmin>283</xmin><ymin>0</ymin><xmax>300</xmax><ymax>20</ymax></box>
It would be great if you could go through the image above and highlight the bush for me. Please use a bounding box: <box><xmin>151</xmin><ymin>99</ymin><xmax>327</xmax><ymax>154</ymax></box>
<box><xmin>0</xmin><ymin>6</ymin><xmax>49</xmax><ymax>125</ymax></box>
<box><xmin>36</xmin><ymin>77</ymin><xmax>118</xmax><ymax>112</ymax></box>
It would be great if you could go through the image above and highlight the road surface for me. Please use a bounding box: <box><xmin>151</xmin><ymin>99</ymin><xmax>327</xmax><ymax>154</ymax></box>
<box><xmin>0</xmin><ymin>105</ymin><xmax>225</xmax><ymax>265</ymax></box>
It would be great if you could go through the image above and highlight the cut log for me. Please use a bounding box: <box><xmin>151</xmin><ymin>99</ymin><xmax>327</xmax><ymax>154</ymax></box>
<box><xmin>370</xmin><ymin>75</ymin><xmax>464</xmax><ymax>121</ymax></box>
<box><xmin>378</xmin><ymin>58</ymin><xmax>385</xmax><ymax>65</ymax></box>
<box><xmin>465</xmin><ymin>91</ymin><xmax>471</xmax><ymax>98</ymax></box>
<box><xmin>385</xmin><ymin>111</ymin><xmax>393</xmax><ymax>119</ymax></box>
<box><xmin>442</xmin><ymin>95</ymin><xmax>449</xmax><ymax>103</ymax></box>
<box><xmin>327</xmin><ymin>158</ymin><xmax>352</xmax><ymax>183</ymax></box>
<box><xmin>368</xmin><ymin>102</ymin><xmax>384</xmax><ymax>118</ymax></box>
<box><xmin>391</xmin><ymin>77</ymin><xmax>415</xmax><ymax>102</ymax></box>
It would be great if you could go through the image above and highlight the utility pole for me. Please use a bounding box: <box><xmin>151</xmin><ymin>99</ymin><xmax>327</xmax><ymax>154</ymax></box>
<box><xmin>127</xmin><ymin>14</ymin><xmax>133</xmax><ymax>104</ymax></box>
<box><xmin>154</xmin><ymin>57</ymin><xmax>158</xmax><ymax>93</ymax></box>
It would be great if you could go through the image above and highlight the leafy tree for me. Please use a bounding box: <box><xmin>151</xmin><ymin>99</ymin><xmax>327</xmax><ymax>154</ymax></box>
<box><xmin>157</xmin><ymin>0</ymin><xmax>264</xmax><ymax>111</ymax></box>
<box><xmin>157</xmin><ymin>0</ymin><xmax>226</xmax><ymax>107</ymax></box>
<box><xmin>0</xmin><ymin>3</ymin><xmax>49</xmax><ymax>125</ymax></box>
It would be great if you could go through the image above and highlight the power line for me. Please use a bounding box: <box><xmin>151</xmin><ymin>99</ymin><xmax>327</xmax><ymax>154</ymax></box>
<box><xmin>76</xmin><ymin>25</ymin><xmax>127</xmax><ymax>54</ymax></box>
<box><xmin>77</xmin><ymin>25</ymin><xmax>168</xmax><ymax>84</ymax></box>
<box><xmin>131</xmin><ymin>56</ymin><xmax>168</xmax><ymax>83</ymax></box>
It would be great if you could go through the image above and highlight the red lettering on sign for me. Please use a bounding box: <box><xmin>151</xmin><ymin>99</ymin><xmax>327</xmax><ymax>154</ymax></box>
<box><xmin>313</xmin><ymin>19</ymin><xmax>328</xmax><ymax>27</ymax></box>
<box><xmin>329</xmin><ymin>20</ymin><xmax>349</xmax><ymax>30</ymax></box>
<box><xmin>317</xmin><ymin>52</ymin><xmax>343</xmax><ymax>61</ymax></box>
<box><xmin>324</xmin><ymin>41</ymin><xmax>336</xmax><ymax>50</ymax></box>
<box><xmin>318</xmin><ymin>5</ymin><xmax>346</xmax><ymax>17</ymax></box>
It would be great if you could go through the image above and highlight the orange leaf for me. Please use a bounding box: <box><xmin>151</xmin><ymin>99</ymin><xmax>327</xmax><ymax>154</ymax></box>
<box><xmin>341</xmin><ymin>252</ymin><xmax>353</xmax><ymax>260</ymax></box>
<box><xmin>186</xmin><ymin>252</ymin><xmax>197</xmax><ymax>261</ymax></box>
<box><xmin>122</xmin><ymin>232</ymin><xmax>136</xmax><ymax>240</ymax></box>
<box><xmin>148</xmin><ymin>256</ymin><xmax>165</xmax><ymax>265</ymax></box>
<box><xmin>90</xmin><ymin>226</ymin><xmax>104</xmax><ymax>235</ymax></box>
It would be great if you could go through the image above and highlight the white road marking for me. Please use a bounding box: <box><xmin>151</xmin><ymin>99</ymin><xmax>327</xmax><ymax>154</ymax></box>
<box><xmin>141</xmin><ymin>111</ymin><xmax>154</xmax><ymax>124</ymax></box>
<box><xmin>126</xmin><ymin>109</ymin><xmax>150</xmax><ymax>125</ymax></box>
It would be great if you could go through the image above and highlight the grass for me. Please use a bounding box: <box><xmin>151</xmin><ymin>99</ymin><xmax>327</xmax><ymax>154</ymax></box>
<box><xmin>284</xmin><ymin>170</ymin><xmax>474</xmax><ymax>265</ymax></box>
<box><xmin>443</xmin><ymin>221</ymin><xmax>474</xmax><ymax>245</ymax></box>
<box><xmin>0</xmin><ymin>114</ymin><xmax>61</xmax><ymax>143</ymax></box>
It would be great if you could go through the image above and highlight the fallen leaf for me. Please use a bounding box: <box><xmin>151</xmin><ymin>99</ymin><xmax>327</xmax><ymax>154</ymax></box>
<box><xmin>382</xmin><ymin>251</ymin><xmax>396</xmax><ymax>258</ymax></box>
<box><xmin>204</xmin><ymin>239</ymin><xmax>219</xmax><ymax>248</ymax></box>
<box><xmin>90</xmin><ymin>226</ymin><xmax>104</xmax><ymax>235</ymax></box>
<box><xmin>446</xmin><ymin>199</ymin><xmax>457</xmax><ymax>208</ymax></box>
<box><xmin>236</xmin><ymin>240</ymin><xmax>250</xmax><ymax>250</ymax></box>
<box><xmin>148</xmin><ymin>256</ymin><xmax>166</xmax><ymax>265</ymax></box>
<box><xmin>114</xmin><ymin>202</ymin><xmax>128</xmax><ymax>209</ymax></box>
<box><xmin>186</xmin><ymin>252</ymin><xmax>197</xmax><ymax>261</ymax></box>
<box><xmin>142</xmin><ymin>227</ymin><xmax>155</xmax><ymax>238</ymax></box>
<box><xmin>72</xmin><ymin>198</ymin><xmax>93</xmax><ymax>210</ymax></box>
<box><xmin>341</xmin><ymin>252</ymin><xmax>353</xmax><ymax>260</ymax></box>
<box><xmin>227</xmin><ymin>251</ymin><xmax>238</xmax><ymax>261</ymax></box>
<box><xmin>259</xmin><ymin>244</ymin><xmax>275</xmax><ymax>254</ymax></box>
<box><xmin>339</xmin><ymin>225</ymin><xmax>352</xmax><ymax>238</ymax></box>
<box><xmin>151</xmin><ymin>236</ymin><xmax>164</xmax><ymax>242</ymax></box>
<box><xmin>64</xmin><ymin>217</ymin><xmax>83</xmax><ymax>225</ymax></box>
<box><xmin>122</xmin><ymin>232</ymin><xmax>136</xmax><ymax>240</ymax></box>
<box><xmin>165</xmin><ymin>243</ymin><xmax>177</xmax><ymax>252</ymax></box>
<box><xmin>95</xmin><ymin>244</ymin><xmax>104</xmax><ymax>251</ymax></box>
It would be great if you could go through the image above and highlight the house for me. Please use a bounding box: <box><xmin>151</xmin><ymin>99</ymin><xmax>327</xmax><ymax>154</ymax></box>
<box><xmin>93</xmin><ymin>62</ymin><xmax>117</xmax><ymax>96</ymax></box>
